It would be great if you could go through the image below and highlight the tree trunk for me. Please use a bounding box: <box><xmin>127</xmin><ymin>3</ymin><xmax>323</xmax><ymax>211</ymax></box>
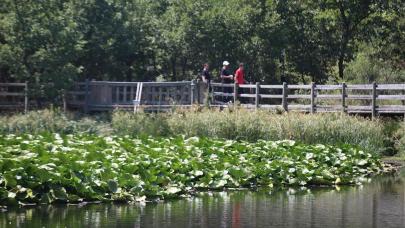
<box><xmin>338</xmin><ymin>53</ymin><xmax>345</xmax><ymax>80</ymax></box>
<box><xmin>338</xmin><ymin>28</ymin><xmax>350</xmax><ymax>80</ymax></box>
<box><xmin>171</xmin><ymin>57</ymin><xmax>177</xmax><ymax>81</ymax></box>
<box><xmin>181</xmin><ymin>57</ymin><xmax>187</xmax><ymax>79</ymax></box>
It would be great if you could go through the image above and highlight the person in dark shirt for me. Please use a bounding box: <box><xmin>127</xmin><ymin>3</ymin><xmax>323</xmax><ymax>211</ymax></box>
<box><xmin>220</xmin><ymin>61</ymin><xmax>233</xmax><ymax>102</ymax></box>
<box><xmin>220</xmin><ymin>61</ymin><xmax>233</xmax><ymax>84</ymax></box>
<box><xmin>201</xmin><ymin>63</ymin><xmax>212</xmax><ymax>105</ymax></box>
<box><xmin>202</xmin><ymin>63</ymin><xmax>211</xmax><ymax>85</ymax></box>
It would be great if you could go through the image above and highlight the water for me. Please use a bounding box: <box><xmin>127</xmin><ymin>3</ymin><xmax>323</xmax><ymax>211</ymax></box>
<box><xmin>1</xmin><ymin>170</ymin><xmax>404</xmax><ymax>228</ymax></box>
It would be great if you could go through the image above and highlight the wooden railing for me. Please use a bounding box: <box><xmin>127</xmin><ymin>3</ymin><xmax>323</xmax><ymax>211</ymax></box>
<box><xmin>66</xmin><ymin>80</ymin><xmax>199</xmax><ymax>112</ymax></box>
<box><xmin>66</xmin><ymin>81</ymin><xmax>405</xmax><ymax>117</ymax></box>
<box><xmin>0</xmin><ymin>82</ymin><xmax>28</xmax><ymax>113</ymax></box>
<box><xmin>211</xmin><ymin>82</ymin><xmax>405</xmax><ymax>118</ymax></box>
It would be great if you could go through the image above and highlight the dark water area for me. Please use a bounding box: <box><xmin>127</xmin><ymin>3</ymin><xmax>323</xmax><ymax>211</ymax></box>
<box><xmin>1</xmin><ymin>170</ymin><xmax>405</xmax><ymax>228</ymax></box>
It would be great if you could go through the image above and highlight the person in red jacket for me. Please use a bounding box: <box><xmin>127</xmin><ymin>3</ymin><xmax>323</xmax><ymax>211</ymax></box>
<box><xmin>234</xmin><ymin>63</ymin><xmax>248</xmax><ymax>103</ymax></box>
<box><xmin>234</xmin><ymin>63</ymin><xmax>247</xmax><ymax>85</ymax></box>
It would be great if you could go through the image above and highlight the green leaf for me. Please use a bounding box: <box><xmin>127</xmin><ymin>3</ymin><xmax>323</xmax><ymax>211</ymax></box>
<box><xmin>40</xmin><ymin>193</ymin><xmax>53</xmax><ymax>204</ymax></box>
<box><xmin>165</xmin><ymin>186</ymin><xmax>181</xmax><ymax>194</ymax></box>
<box><xmin>108</xmin><ymin>180</ymin><xmax>118</xmax><ymax>193</ymax></box>
<box><xmin>7</xmin><ymin>191</ymin><xmax>16</xmax><ymax>199</ymax></box>
<box><xmin>51</xmin><ymin>187</ymin><xmax>68</xmax><ymax>201</ymax></box>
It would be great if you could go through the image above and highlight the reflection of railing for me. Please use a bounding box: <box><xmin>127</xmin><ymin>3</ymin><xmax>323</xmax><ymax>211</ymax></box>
<box><xmin>0</xmin><ymin>82</ymin><xmax>28</xmax><ymax>113</ymax></box>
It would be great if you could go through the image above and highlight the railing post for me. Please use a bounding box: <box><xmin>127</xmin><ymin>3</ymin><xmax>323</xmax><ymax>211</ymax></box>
<box><xmin>190</xmin><ymin>80</ymin><xmax>195</xmax><ymax>105</ymax></box>
<box><xmin>84</xmin><ymin>79</ymin><xmax>90</xmax><ymax>113</ymax></box>
<box><xmin>123</xmin><ymin>85</ymin><xmax>127</xmax><ymax>103</ymax></box>
<box><xmin>310</xmin><ymin>82</ymin><xmax>316</xmax><ymax>114</ymax></box>
<box><xmin>62</xmin><ymin>89</ymin><xmax>67</xmax><ymax>113</ymax></box>
<box><xmin>196</xmin><ymin>79</ymin><xmax>201</xmax><ymax>105</ymax></box>
<box><xmin>282</xmin><ymin>82</ymin><xmax>288</xmax><ymax>111</ymax></box>
<box><xmin>401</xmin><ymin>87</ymin><xmax>405</xmax><ymax>122</ymax></box>
<box><xmin>372</xmin><ymin>82</ymin><xmax>377</xmax><ymax>120</ymax></box>
<box><xmin>255</xmin><ymin>82</ymin><xmax>260</xmax><ymax>109</ymax></box>
<box><xmin>342</xmin><ymin>82</ymin><xmax>347</xmax><ymax>113</ymax></box>
<box><xmin>115</xmin><ymin>85</ymin><xmax>120</xmax><ymax>103</ymax></box>
<box><xmin>24</xmin><ymin>81</ymin><xmax>28</xmax><ymax>114</ymax></box>
<box><xmin>204</xmin><ymin>81</ymin><xmax>211</xmax><ymax>108</ymax></box>
<box><xmin>234</xmin><ymin>83</ymin><xmax>239</xmax><ymax>104</ymax></box>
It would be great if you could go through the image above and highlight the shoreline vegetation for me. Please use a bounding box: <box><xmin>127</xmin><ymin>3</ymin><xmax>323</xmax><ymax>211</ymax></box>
<box><xmin>0</xmin><ymin>109</ymin><xmax>403</xmax><ymax>155</ymax></box>
<box><xmin>0</xmin><ymin>109</ymin><xmax>404</xmax><ymax>206</ymax></box>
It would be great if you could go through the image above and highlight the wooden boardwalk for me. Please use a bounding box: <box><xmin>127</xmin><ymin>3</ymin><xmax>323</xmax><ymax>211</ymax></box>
<box><xmin>211</xmin><ymin>82</ymin><xmax>405</xmax><ymax>118</ymax></box>
<box><xmin>65</xmin><ymin>80</ymin><xmax>405</xmax><ymax>118</ymax></box>
<box><xmin>1</xmin><ymin>81</ymin><xmax>404</xmax><ymax>118</ymax></box>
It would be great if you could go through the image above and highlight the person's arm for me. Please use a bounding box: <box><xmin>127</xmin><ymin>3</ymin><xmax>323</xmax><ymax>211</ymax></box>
<box><xmin>202</xmin><ymin>70</ymin><xmax>208</xmax><ymax>83</ymax></box>
<box><xmin>202</xmin><ymin>75</ymin><xmax>207</xmax><ymax>83</ymax></box>
<box><xmin>221</xmin><ymin>71</ymin><xmax>233</xmax><ymax>79</ymax></box>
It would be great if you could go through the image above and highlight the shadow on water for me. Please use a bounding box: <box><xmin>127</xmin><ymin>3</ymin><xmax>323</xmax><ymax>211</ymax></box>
<box><xmin>1</xmin><ymin>170</ymin><xmax>404</xmax><ymax>228</ymax></box>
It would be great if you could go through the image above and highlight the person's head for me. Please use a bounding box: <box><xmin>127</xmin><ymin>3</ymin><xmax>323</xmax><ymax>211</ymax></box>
<box><xmin>223</xmin><ymin>61</ymin><xmax>230</xmax><ymax>69</ymax></box>
<box><xmin>203</xmin><ymin>63</ymin><xmax>209</xmax><ymax>69</ymax></box>
<box><xmin>239</xmin><ymin>63</ymin><xmax>244</xmax><ymax>70</ymax></box>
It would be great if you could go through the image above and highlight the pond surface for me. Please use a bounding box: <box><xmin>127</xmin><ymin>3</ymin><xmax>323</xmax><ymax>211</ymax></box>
<box><xmin>1</xmin><ymin>170</ymin><xmax>404</xmax><ymax>228</ymax></box>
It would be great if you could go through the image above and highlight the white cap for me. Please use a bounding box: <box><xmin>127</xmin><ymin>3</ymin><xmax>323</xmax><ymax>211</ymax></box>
<box><xmin>223</xmin><ymin>61</ymin><xmax>230</xmax><ymax>66</ymax></box>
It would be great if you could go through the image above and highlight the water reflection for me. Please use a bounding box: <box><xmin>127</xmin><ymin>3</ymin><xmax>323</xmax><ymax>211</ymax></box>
<box><xmin>1</xmin><ymin>171</ymin><xmax>404</xmax><ymax>228</ymax></box>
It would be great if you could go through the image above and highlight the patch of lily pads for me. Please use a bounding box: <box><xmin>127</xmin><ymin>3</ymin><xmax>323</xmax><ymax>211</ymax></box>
<box><xmin>0</xmin><ymin>133</ymin><xmax>383</xmax><ymax>205</ymax></box>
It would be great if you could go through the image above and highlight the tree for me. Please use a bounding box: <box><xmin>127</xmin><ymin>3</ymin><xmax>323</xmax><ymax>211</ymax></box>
<box><xmin>0</xmin><ymin>0</ymin><xmax>83</xmax><ymax>104</ymax></box>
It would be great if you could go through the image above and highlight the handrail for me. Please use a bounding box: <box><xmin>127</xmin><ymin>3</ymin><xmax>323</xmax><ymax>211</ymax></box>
<box><xmin>0</xmin><ymin>82</ymin><xmax>28</xmax><ymax>113</ymax></box>
<box><xmin>64</xmin><ymin>81</ymin><xmax>405</xmax><ymax>117</ymax></box>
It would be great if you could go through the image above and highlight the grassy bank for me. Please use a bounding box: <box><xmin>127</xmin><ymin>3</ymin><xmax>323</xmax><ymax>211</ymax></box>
<box><xmin>0</xmin><ymin>109</ymin><xmax>402</xmax><ymax>154</ymax></box>
<box><xmin>0</xmin><ymin>134</ymin><xmax>382</xmax><ymax>205</ymax></box>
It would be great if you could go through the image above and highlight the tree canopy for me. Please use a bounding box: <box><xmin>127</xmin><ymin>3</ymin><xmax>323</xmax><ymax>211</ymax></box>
<box><xmin>1</xmin><ymin>0</ymin><xmax>403</xmax><ymax>97</ymax></box>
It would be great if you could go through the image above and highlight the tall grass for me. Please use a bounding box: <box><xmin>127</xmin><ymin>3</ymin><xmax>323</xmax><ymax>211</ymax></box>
<box><xmin>166</xmin><ymin>109</ymin><xmax>386</xmax><ymax>153</ymax></box>
<box><xmin>0</xmin><ymin>109</ymin><xmax>392</xmax><ymax>154</ymax></box>
<box><xmin>394</xmin><ymin>122</ymin><xmax>405</xmax><ymax>156</ymax></box>
<box><xmin>111</xmin><ymin>111</ymin><xmax>170</xmax><ymax>137</ymax></box>
<box><xmin>0</xmin><ymin>109</ymin><xmax>111</xmax><ymax>135</ymax></box>
<box><xmin>112</xmin><ymin>109</ymin><xmax>386</xmax><ymax>153</ymax></box>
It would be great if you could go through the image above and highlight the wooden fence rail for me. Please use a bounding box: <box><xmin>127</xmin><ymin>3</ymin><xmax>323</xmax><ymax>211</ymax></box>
<box><xmin>66</xmin><ymin>80</ymin><xmax>196</xmax><ymax>112</ymax></box>
<box><xmin>0</xmin><ymin>82</ymin><xmax>28</xmax><ymax>113</ymax></box>
<box><xmin>64</xmin><ymin>81</ymin><xmax>405</xmax><ymax>118</ymax></box>
<box><xmin>1</xmin><ymin>81</ymin><xmax>403</xmax><ymax>118</ymax></box>
<box><xmin>211</xmin><ymin>82</ymin><xmax>405</xmax><ymax>118</ymax></box>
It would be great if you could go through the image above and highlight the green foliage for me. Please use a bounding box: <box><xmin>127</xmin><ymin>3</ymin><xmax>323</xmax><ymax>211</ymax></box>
<box><xmin>344</xmin><ymin>45</ymin><xmax>404</xmax><ymax>83</ymax></box>
<box><xmin>0</xmin><ymin>0</ymin><xmax>83</xmax><ymax>102</ymax></box>
<box><xmin>0</xmin><ymin>134</ymin><xmax>383</xmax><ymax>205</ymax></box>
<box><xmin>1</xmin><ymin>0</ymin><xmax>403</xmax><ymax>99</ymax></box>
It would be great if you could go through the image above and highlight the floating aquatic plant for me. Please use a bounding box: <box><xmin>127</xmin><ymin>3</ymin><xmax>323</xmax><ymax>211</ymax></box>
<box><xmin>0</xmin><ymin>134</ymin><xmax>382</xmax><ymax>205</ymax></box>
